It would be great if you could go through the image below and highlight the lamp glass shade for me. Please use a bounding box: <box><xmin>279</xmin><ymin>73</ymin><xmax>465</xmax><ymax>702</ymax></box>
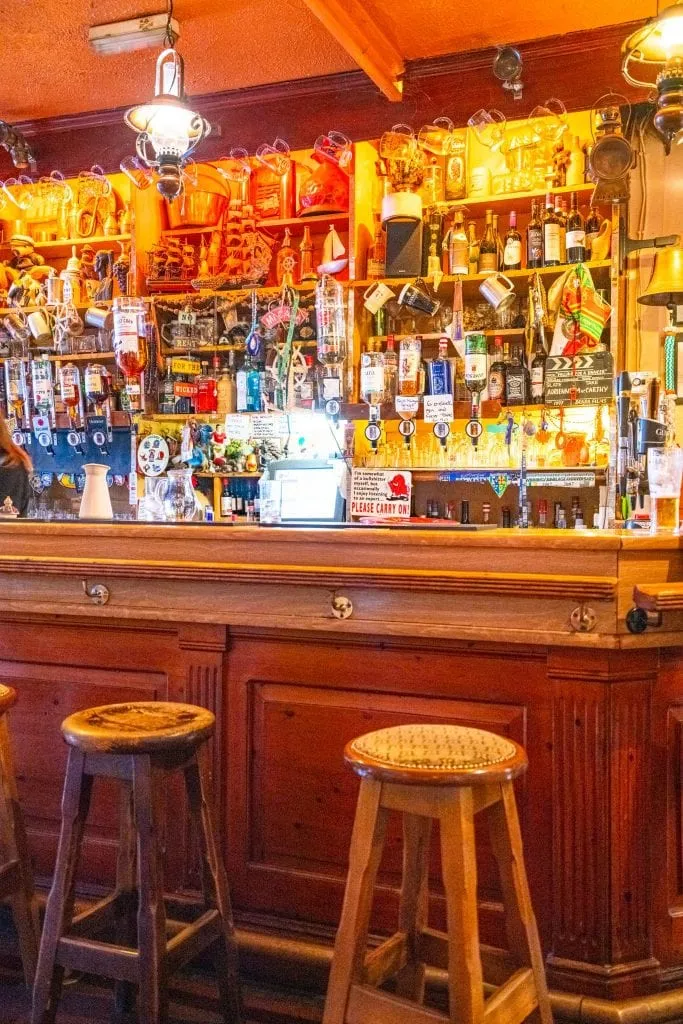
<box><xmin>623</xmin><ymin>3</ymin><xmax>683</xmax><ymax>85</ymax></box>
<box><xmin>638</xmin><ymin>246</ymin><xmax>683</xmax><ymax>306</ymax></box>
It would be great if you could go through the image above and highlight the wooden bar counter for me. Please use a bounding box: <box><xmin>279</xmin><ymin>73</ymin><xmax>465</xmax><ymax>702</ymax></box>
<box><xmin>1</xmin><ymin>521</ymin><xmax>683</xmax><ymax>1023</ymax></box>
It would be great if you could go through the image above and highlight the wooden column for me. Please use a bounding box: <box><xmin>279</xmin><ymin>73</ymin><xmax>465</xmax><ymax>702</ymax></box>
<box><xmin>546</xmin><ymin>648</ymin><xmax>658</xmax><ymax>1000</ymax></box>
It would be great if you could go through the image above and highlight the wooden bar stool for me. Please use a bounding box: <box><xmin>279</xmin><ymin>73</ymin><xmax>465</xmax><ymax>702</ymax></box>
<box><xmin>31</xmin><ymin>701</ymin><xmax>242</xmax><ymax>1024</ymax></box>
<box><xmin>0</xmin><ymin>683</ymin><xmax>39</xmax><ymax>985</ymax></box>
<box><xmin>323</xmin><ymin>723</ymin><xmax>552</xmax><ymax>1024</ymax></box>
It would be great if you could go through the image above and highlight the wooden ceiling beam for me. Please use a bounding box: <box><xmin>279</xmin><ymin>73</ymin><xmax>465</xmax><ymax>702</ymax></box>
<box><xmin>301</xmin><ymin>0</ymin><xmax>404</xmax><ymax>102</ymax></box>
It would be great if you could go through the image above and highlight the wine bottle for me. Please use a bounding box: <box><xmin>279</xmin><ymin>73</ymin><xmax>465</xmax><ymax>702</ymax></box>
<box><xmin>542</xmin><ymin>193</ymin><xmax>561</xmax><ymax>267</ymax></box>
<box><xmin>527</xmin><ymin>201</ymin><xmax>543</xmax><ymax>269</ymax></box>
<box><xmin>448</xmin><ymin>211</ymin><xmax>469</xmax><ymax>276</ymax></box>
<box><xmin>478</xmin><ymin>210</ymin><xmax>497</xmax><ymax>275</ymax></box>
<box><xmin>556</xmin><ymin>197</ymin><xmax>567</xmax><ymax>264</ymax></box>
<box><xmin>467</xmin><ymin>220</ymin><xmax>480</xmax><ymax>275</ymax></box>
<box><xmin>503</xmin><ymin>211</ymin><xmax>522</xmax><ymax>271</ymax></box>
<box><xmin>530</xmin><ymin>337</ymin><xmax>547</xmax><ymax>404</ymax></box>
<box><xmin>566</xmin><ymin>192</ymin><xmax>586</xmax><ymax>264</ymax></box>
<box><xmin>493</xmin><ymin>213</ymin><xmax>504</xmax><ymax>270</ymax></box>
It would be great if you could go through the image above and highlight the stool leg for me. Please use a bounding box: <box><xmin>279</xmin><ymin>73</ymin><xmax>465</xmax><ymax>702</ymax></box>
<box><xmin>184</xmin><ymin>746</ymin><xmax>242</xmax><ymax>1024</ymax></box>
<box><xmin>113</xmin><ymin>782</ymin><xmax>137</xmax><ymax>1021</ymax></box>
<box><xmin>485</xmin><ymin>783</ymin><xmax>553</xmax><ymax>1024</ymax></box>
<box><xmin>322</xmin><ymin>778</ymin><xmax>388</xmax><ymax>1024</ymax></box>
<box><xmin>394</xmin><ymin>813</ymin><xmax>432</xmax><ymax>1003</ymax></box>
<box><xmin>133</xmin><ymin>755</ymin><xmax>169</xmax><ymax>1024</ymax></box>
<box><xmin>440</xmin><ymin>788</ymin><xmax>485</xmax><ymax>1024</ymax></box>
<box><xmin>31</xmin><ymin>747</ymin><xmax>93</xmax><ymax>1024</ymax></box>
<box><xmin>0</xmin><ymin>713</ymin><xmax>39</xmax><ymax>986</ymax></box>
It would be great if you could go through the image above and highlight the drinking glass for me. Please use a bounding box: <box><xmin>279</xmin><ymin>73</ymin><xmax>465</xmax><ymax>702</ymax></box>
<box><xmin>467</xmin><ymin>109</ymin><xmax>506</xmax><ymax>150</ymax></box>
<box><xmin>417</xmin><ymin>117</ymin><xmax>456</xmax><ymax>156</ymax></box>
<box><xmin>120</xmin><ymin>156</ymin><xmax>153</xmax><ymax>190</ymax></box>
<box><xmin>648</xmin><ymin>448</ymin><xmax>683</xmax><ymax>533</ymax></box>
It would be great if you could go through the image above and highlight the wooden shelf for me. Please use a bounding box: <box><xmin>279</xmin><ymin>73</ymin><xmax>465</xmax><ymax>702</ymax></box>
<box><xmin>350</xmin><ymin>260</ymin><xmax>611</xmax><ymax>290</ymax></box>
<box><xmin>430</xmin><ymin>183</ymin><xmax>596</xmax><ymax>217</ymax></box>
<box><xmin>160</xmin><ymin>212</ymin><xmax>348</xmax><ymax>239</ymax></box>
<box><xmin>0</xmin><ymin>234</ymin><xmax>131</xmax><ymax>259</ymax></box>
<box><xmin>0</xmin><ymin>350</ymin><xmax>116</xmax><ymax>363</ymax></box>
<box><xmin>195</xmin><ymin>471</ymin><xmax>262</xmax><ymax>478</ymax></box>
<box><xmin>160</xmin><ymin>342</ymin><xmax>317</xmax><ymax>356</ymax></box>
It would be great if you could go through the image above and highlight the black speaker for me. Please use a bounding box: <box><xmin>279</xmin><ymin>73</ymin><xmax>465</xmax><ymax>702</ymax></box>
<box><xmin>385</xmin><ymin>218</ymin><xmax>423</xmax><ymax>278</ymax></box>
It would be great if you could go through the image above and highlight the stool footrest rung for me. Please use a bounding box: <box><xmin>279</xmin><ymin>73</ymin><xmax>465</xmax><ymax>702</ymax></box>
<box><xmin>57</xmin><ymin>935</ymin><xmax>139</xmax><ymax>983</ymax></box>
<box><xmin>166</xmin><ymin>908</ymin><xmax>221</xmax><ymax>973</ymax></box>
<box><xmin>418</xmin><ymin>928</ymin><xmax>519</xmax><ymax>987</ymax></box>
<box><xmin>347</xmin><ymin>983</ymin><xmax>447</xmax><ymax>1024</ymax></box>
<box><xmin>0</xmin><ymin>858</ymin><xmax>20</xmax><ymax>898</ymax></box>
<box><xmin>363</xmin><ymin>932</ymin><xmax>408</xmax><ymax>987</ymax></box>
<box><xmin>483</xmin><ymin>967</ymin><xmax>537</xmax><ymax>1024</ymax></box>
<box><xmin>69</xmin><ymin>892</ymin><xmax>122</xmax><ymax>938</ymax></box>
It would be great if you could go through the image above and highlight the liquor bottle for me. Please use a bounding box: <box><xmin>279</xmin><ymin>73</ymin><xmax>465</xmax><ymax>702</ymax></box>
<box><xmin>448</xmin><ymin>211</ymin><xmax>469</xmax><ymax>276</ymax></box>
<box><xmin>366</xmin><ymin>216</ymin><xmax>386</xmax><ymax>280</ymax></box>
<box><xmin>220</xmin><ymin>480</ymin><xmax>232</xmax><ymax>520</ymax></box>
<box><xmin>492</xmin><ymin>213</ymin><xmax>504</xmax><ymax>271</ymax></box>
<box><xmin>83</xmin><ymin>363</ymin><xmax>109</xmax><ymax>416</ymax></box>
<box><xmin>556</xmin><ymin>198</ymin><xmax>567</xmax><ymax>264</ymax></box>
<box><xmin>565</xmin><ymin>136</ymin><xmax>585</xmax><ymax>187</ymax></box>
<box><xmin>31</xmin><ymin>358</ymin><xmax>55</xmax><ymax>424</ymax></box>
<box><xmin>316</xmin><ymin>275</ymin><xmax>347</xmax><ymax>368</ymax></box>
<box><xmin>467</xmin><ymin>221</ymin><xmax>479</xmax><ymax>275</ymax></box>
<box><xmin>360</xmin><ymin>350</ymin><xmax>386</xmax><ymax>407</ymax></box>
<box><xmin>195</xmin><ymin>360</ymin><xmax>217</xmax><ymax>414</ymax></box>
<box><xmin>542</xmin><ymin>194</ymin><xmax>561</xmax><ymax>267</ymax></box>
<box><xmin>566</xmin><ymin>192</ymin><xmax>586</xmax><ymax>264</ymax></box>
<box><xmin>464</xmin><ymin>333</ymin><xmax>488</xmax><ymax>397</ymax></box>
<box><xmin>478</xmin><ymin>210</ymin><xmax>497</xmax><ymax>275</ymax></box>
<box><xmin>487</xmin><ymin>335</ymin><xmax>506</xmax><ymax>402</ymax></box>
<box><xmin>421</xmin><ymin>157</ymin><xmax>443</xmax><ymax>206</ymax></box>
<box><xmin>383</xmin><ymin>334</ymin><xmax>398</xmax><ymax>400</ymax></box>
<box><xmin>585</xmin><ymin>207</ymin><xmax>601</xmax><ymax>259</ymax></box>
<box><xmin>276</xmin><ymin>228</ymin><xmax>297</xmax><ymax>287</ymax></box>
<box><xmin>59</xmin><ymin>362</ymin><xmax>84</xmax><ymax>424</ymax></box>
<box><xmin>426</xmin><ymin>337</ymin><xmax>452</xmax><ymax>395</ymax></box>
<box><xmin>530</xmin><ymin>337</ymin><xmax>547</xmax><ymax>404</ymax></box>
<box><xmin>297</xmin><ymin>355</ymin><xmax>316</xmax><ymax>409</ymax></box>
<box><xmin>299</xmin><ymin>226</ymin><xmax>317</xmax><ymax>283</ymax></box>
<box><xmin>160</xmin><ymin>357</ymin><xmax>176</xmax><ymax>414</ymax></box>
<box><xmin>398</xmin><ymin>337</ymin><xmax>422</xmax><ymax>397</ymax></box>
<box><xmin>526</xmin><ymin>201</ymin><xmax>543</xmax><ymax>269</ymax></box>
<box><xmin>236</xmin><ymin>353</ymin><xmax>261</xmax><ymax>413</ymax></box>
<box><xmin>505</xmin><ymin>344</ymin><xmax>527</xmax><ymax>406</ymax></box>
<box><xmin>216</xmin><ymin>355</ymin><xmax>237</xmax><ymax>416</ymax></box>
<box><xmin>503</xmin><ymin>211</ymin><xmax>522</xmax><ymax>271</ymax></box>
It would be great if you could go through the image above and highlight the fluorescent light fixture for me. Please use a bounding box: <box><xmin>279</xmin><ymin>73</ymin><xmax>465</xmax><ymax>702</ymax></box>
<box><xmin>88</xmin><ymin>14</ymin><xmax>179</xmax><ymax>55</ymax></box>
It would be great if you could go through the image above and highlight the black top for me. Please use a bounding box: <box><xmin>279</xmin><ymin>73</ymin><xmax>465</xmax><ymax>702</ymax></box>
<box><xmin>0</xmin><ymin>454</ymin><xmax>30</xmax><ymax>517</ymax></box>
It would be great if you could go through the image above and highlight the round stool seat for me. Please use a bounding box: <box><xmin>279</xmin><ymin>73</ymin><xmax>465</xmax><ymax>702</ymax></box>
<box><xmin>0</xmin><ymin>684</ymin><xmax>16</xmax><ymax>715</ymax></box>
<box><xmin>345</xmin><ymin>723</ymin><xmax>527</xmax><ymax>785</ymax></box>
<box><xmin>61</xmin><ymin>701</ymin><xmax>215</xmax><ymax>754</ymax></box>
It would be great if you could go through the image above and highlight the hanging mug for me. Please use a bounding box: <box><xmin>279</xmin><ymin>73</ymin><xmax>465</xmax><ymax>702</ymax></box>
<box><xmin>363</xmin><ymin>281</ymin><xmax>395</xmax><ymax>315</ymax></box>
<box><xmin>398</xmin><ymin>279</ymin><xmax>441</xmax><ymax>317</ymax></box>
<box><xmin>84</xmin><ymin>306</ymin><xmax>114</xmax><ymax>330</ymax></box>
<box><xmin>479</xmin><ymin>272</ymin><xmax>516</xmax><ymax>310</ymax></box>
<box><xmin>27</xmin><ymin>309</ymin><xmax>55</xmax><ymax>345</ymax></box>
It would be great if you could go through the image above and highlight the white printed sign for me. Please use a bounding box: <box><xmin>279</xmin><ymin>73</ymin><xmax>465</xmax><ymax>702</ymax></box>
<box><xmin>251</xmin><ymin>414</ymin><xmax>288</xmax><ymax>440</ymax></box>
<box><xmin>423</xmin><ymin>394</ymin><xmax>454</xmax><ymax>423</ymax></box>
<box><xmin>395</xmin><ymin>396</ymin><xmax>420</xmax><ymax>416</ymax></box>
<box><xmin>350</xmin><ymin>469</ymin><xmax>412</xmax><ymax>519</ymax></box>
<box><xmin>224</xmin><ymin>414</ymin><xmax>252</xmax><ymax>440</ymax></box>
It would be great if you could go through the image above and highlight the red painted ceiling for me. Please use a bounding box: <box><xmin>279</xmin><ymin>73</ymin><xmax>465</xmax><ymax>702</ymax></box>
<box><xmin>0</xmin><ymin>0</ymin><xmax>655</xmax><ymax>121</ymax></box>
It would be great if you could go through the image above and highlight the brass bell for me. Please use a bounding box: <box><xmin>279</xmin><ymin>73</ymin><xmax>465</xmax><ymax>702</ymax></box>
<box><xmin>638</xmin><ymin>246</ymin><xmax>683</xmax><ymax>306</ymax></box>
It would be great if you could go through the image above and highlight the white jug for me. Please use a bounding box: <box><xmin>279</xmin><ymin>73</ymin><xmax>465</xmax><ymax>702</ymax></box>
<box><xmin>79</xmin><ymin>463</ymin><xmax>113</xmax><ymax>520</ymax></box>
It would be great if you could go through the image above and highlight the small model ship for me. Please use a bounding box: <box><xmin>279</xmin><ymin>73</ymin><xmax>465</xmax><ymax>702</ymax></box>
<box><xmin>191</xmin><ymin>200</ymin><xmax>273</xmax><ymax>291</ymax></box>
<box><xmin>317</xmin><ymin>224</ymin><xmax>348</xmax><ymax>275</ymax></box>
<box><xmin>146</xmin><ymin>238</ymin><xmax>197</xmax><ymax>293</ymax></box>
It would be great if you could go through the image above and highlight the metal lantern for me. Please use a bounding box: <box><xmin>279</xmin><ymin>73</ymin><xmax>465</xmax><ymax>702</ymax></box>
<box><xmin>124</xmin><ymin>48</ymin><xmax>211</xmax><ymax>199</ymax></box>
<box><xmin>622</xmin><ymin>2</ymin><xmax>683</xmax><ymax>153</ymax></box>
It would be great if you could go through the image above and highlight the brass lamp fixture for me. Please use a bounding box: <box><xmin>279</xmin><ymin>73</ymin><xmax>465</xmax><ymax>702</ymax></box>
<box><xmin>622</xmin><ymin>2</ymin><xmax>683</xmax><ymax>153</ymax></box>
<box><xmin>124</xmin><ymin>1</ymin><xmax>210</xmax><ymax>200</ymax></box>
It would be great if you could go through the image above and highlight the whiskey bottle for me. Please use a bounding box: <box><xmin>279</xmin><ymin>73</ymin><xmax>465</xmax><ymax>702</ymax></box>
<box><xmin>505</xmin><ymin>344</ymin><xmax>527</xmax><ymax>406</ymax></box>
<box><xmin>530</xmin><ymin>338</ymin><xmax>547</xmax><ymax>404</ymax></box>
<box><xmin>487</xmin><ymin>335</ymin><xmax>506</xmax><ymax>401</ymax></box>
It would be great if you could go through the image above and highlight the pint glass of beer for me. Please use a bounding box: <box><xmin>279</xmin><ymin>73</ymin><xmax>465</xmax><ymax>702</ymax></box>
<box><xmin>648</xmin><ymin>448</ymin><xmax>683</xmax><ymax>533</ymax></box>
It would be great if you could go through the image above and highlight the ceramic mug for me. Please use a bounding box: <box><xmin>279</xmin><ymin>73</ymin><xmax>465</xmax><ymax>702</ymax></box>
<box><xmin>479</xmin><ymin>272</ymin><xmax>516</xmax><ymax>310</ymax></box>
<box><xmin>363</xmin><ymin>281</ymin><xmax>395</xmax><ymax>315</ymax></box>
<box><xmin>398</xmin><ymin>279</ymin><xmax>441</xmax><ymax>317</ymax></box>
<box><xmin>27</xmin><ymin>309</ymin><xmax>54</xmax><ymax>345</ymax></box>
